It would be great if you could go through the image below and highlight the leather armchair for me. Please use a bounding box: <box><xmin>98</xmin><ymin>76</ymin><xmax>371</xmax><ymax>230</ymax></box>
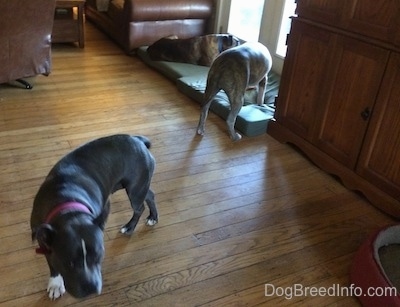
<box><xmin>86</xmin><ymin>0</ymin><xmax>214</xmax><ymax>54</ymax></box>
<box><xmin>0</xmin><ymin>0</ymin><xmax>56</xmax><ymax>89</ymax></box>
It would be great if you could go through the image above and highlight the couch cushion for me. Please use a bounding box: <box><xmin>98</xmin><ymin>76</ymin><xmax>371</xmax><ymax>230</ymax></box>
<box><xmin>127</xmin><ymin>0</ymin><xmax>213</xmax><ymax>21</ymax></box>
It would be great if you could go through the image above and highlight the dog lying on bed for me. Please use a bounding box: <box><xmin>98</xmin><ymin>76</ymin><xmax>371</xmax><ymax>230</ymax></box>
<box><xmin>147</xmin><ymin>34</ymin><xmax>243</xmax><ymax>66</ymax></box>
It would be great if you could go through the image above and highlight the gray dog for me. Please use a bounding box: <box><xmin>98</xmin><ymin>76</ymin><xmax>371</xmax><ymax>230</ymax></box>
<box><xmin>196</xmin><ymin>42</ymin><xmax>272</xmax><ymax>141</ymax></box>
<box><xmin>147</xmin><ymin>34</ymin><xmax>242</xmax><ymax>66</ymax></box>
<box><xmin>30</xmin><ymin>134</ymin><xmax>158</xmax><ymax>300</ymax></box>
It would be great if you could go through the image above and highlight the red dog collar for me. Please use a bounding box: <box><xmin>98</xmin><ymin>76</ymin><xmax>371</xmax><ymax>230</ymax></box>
<box><xmin>45</xmin><ymin>202</ymin><xmax>92</xmax><ymax>223</ymax></box>
<box><xmin>35</xmin><ymin>202</ymin><xmax>92</xmax><ymax>255</ymax></box>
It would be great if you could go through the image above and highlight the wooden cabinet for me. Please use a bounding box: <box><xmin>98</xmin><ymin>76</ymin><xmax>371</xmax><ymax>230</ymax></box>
<box><xmin>276</xmin><ymin>20</ymin><xmax>390</xmax><ymax>169</ymax></box>
<box><xmin>295</xmin><ymin>0</ymin><xmax>400</xmax><ymax>45</ymax></box>
<box><xmin>313</xmin><ymin>35</ymin><xmax>389</xmax><ymax>169</ymax></box>
<box><xmin>357</xmin><ymin>53</ymin><xmax>400</xmax><ymax>200</ymax></box>
<box><xmin>274</xmin><ymin>21</ymin><xmax>334</xmax><ymax>142</ymax></box>
<box><xmin>295</xmin><ymin>0</ymin><xmax>348</xmax><ymax>27</ymax></box>
<box><xmin>52</xmin><ymin>0</ymin><xmax>85</xmax><ymax>48</ymax></box>
<box><xmin>269</xmin><ymin>3</ymin><xmax>400</xmax><ymax>217</ymax></box>
<box><xmin>343</xmin><ymin>0</ymin><xmax>400</xmax><ymax>43</ymax></box>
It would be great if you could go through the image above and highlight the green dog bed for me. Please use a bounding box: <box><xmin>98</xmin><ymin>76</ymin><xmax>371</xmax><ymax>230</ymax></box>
<box><xmin>137</xmin><ymin>46</ymin><xmax>280</xmax><ymax>137</ymax></box>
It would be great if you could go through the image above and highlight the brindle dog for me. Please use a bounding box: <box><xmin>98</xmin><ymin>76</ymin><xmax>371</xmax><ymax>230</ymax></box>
<box><xmin>147</xmin><ymin>34</ymin><xmax>242</xmax><ymax>66</ymax></box>
<box><xmin>196</xmin><ymin>42</ymin><xmax>272</xmax><ymax>141</ymax></box>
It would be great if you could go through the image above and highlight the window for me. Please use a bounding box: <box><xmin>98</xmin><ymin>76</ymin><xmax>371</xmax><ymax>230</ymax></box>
<box><xmin>218</xmin><ymin>0</ymin><xmax>297</xmax><ymax>73</ymax></box>
<box><xmin>276</xmin><ymin>0</ymin><xmax>297</xmax><ymax>57</ymax></box>
<box><xmin>227</xmin><ymin>0</ymin><xmax>265</xmax><ymax>42</ymax></box>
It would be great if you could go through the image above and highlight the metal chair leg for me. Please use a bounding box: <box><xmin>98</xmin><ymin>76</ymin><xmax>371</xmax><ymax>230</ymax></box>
<box><xmin>16</xmin><ymin>79</ymin><xmax>33</xmax><ymax>89</ymax></box>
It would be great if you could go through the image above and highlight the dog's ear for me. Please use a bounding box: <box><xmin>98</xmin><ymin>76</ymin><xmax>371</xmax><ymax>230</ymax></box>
<box><xmin>227</xmin><ymin>34</ymin><xmax>233</xmax><ymax>46</ymax></box>
<box><xmin>229</xmin><ymin>35</ymin><xmax>242</xmax><ymax>47</ymax></box>
<box><xmin>36</xmin><ymin>224</ymin><xmax>56</xmax><ymax>251</ymax></box>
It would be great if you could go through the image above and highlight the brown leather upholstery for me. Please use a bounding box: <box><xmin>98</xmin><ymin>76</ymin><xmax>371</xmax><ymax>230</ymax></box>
<box><xmin>86</xmin><ymin>0</ymin><xmax>214</xmax><ymax>54</ymax></box>
<box><xmin>0</xmin><ymin>0</ymin><xmax>56</xmax><ymax>88</ymax></box>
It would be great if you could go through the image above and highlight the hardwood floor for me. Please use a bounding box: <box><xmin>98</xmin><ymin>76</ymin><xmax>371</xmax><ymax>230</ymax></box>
<box><xmin>0</xmin><ymin>22</ymin><xmax>395</xmax><ymax>306</ymax></box>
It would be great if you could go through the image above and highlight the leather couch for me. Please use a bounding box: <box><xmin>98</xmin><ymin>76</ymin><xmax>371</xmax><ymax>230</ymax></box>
<box><xmin>85</xmin><ymin>0</ymin><xmax>214</xmax><ymax>54</ymax></box>
<box><xmin>0</xmin><ymin>0</ymin><xmax>56</xmax><ymax>88</ymax></box>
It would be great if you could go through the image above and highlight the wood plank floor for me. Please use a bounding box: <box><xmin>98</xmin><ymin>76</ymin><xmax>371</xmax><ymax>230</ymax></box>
<box><xmin>0</xmin><ymin>22</ymin><xmax>395</xmax><ymax>306</ymax></box>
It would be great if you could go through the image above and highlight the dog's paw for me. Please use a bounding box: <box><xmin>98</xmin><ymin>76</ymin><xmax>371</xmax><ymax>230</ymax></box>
<box><xmin>231</xmin><ymin>132</ymin><xmax>242</xmax><ymax>142</ymax></box>
<box><xmin>120</xmin><ymin>226</ymin><xmax>131</xmax><ymax>235</ymax></box>
<box><xmin>146</xmin><ymin>218</ymin><xmax>158</xmax><ymax>226</ymax></box>
<box><xmin>47</xmin><ymin>275</ymin><xmax>66</xmax><ymax>300</ymax></box>
<box><xmin>196</xmin><ymin>125</ymin><xmax>205</xmax><ymax>136</ymax></box>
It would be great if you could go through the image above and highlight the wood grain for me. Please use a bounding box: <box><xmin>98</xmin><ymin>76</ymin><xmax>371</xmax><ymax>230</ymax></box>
<box><xmin>0</xmin><ymin>22</ymin><xmax>394</xmax><ymax>306</ymax></box>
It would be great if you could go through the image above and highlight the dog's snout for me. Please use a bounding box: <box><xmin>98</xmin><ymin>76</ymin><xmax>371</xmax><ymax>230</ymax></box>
<box><xmin>65</xmin><ymin>274</ymin><xmax>102</xmax><ymax>298</ymax></box>
<box><xmin>85</xmin><ymin>272</ymin><xmax>102</xmax><ymax>296</ymax></box>
<box><xmin>69</xmin><ymin>282</ymin><xmax>101</xmax><ymax>298</ymax></box>
<box><xmin>85</xmin><ymin>281</ymin><xmax>102</xmax><ymax>296</ymax></box>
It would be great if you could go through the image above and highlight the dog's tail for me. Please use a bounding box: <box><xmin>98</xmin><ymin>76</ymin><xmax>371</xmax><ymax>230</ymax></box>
<box><xmin>134</xmin><ymin>135</ymin><xmax>152</xmax><ymax>149</ymax></box>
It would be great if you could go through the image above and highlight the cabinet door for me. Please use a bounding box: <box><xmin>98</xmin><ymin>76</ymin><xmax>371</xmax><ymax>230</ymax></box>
<box><xmin>295</xmin><ymin>0</ymin><xmax>349</xmax><ymax>27</ymax></box>
<box><xmin>343</xmin><ymin>0</ymin><xmax>400</xmax><ymax>43</ymax></box>
<box><xmin>274</xmin><ymin>20</ymin><xmax>334</xmax><ymax>141</ymax></box>
<box><xmin>313</xmin><ymin>36</ymin><xmax>389</xmax><ymax>169</ymax></box>
<box><xmin>357</xmin><ymin>53</ymin><xmax>400</xmax><ymax>199</ymax></box>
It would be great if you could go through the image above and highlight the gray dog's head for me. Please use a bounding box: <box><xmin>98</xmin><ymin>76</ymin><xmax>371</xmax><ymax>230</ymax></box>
<box><xmin>35</xmin><ymin>216</ymin><xmax>105</xmax><ymax>298</ymax></box>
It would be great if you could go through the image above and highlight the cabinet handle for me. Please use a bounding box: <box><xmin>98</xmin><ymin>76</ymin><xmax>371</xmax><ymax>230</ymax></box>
<box><xmin>361</xmin><ymin>107</ymin><xmax>371</xmax><ymax>121</ymax></box>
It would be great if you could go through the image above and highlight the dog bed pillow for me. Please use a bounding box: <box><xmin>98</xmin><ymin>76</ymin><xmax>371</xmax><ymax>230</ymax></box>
<box><xmin>176</xmin><ymin>74</ymin><xmax>277</xmax><ymax>137</ymax></box>
<box><xmin>136</xmin><ymin>46</ymin><xmax>280</xmax><ymax>137</ymax></box>
<box><xmin>350</xmin><ymin>224</ymin><xmax>400</xmax><ymax>306</ymax></box>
